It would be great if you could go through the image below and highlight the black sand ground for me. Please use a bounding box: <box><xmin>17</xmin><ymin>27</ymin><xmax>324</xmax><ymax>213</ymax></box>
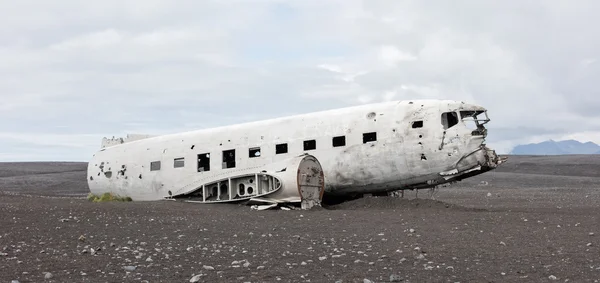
<box><xmin>1</xmin><ymin>156</ymin><xmax>599</xmax><ymax>282</ymax></box>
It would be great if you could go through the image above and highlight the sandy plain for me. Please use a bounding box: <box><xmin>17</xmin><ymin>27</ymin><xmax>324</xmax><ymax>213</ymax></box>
<box><xmin>1</xmin><ymin>155</ymin><xmax>599</xmax><ymax>282</ymax></box>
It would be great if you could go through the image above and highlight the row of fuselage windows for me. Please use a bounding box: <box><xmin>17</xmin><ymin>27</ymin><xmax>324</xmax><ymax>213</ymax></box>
<box><xmin>148</xmin><ymin>119</ymin><xmax>429</xmax><ymax>172</ymax></box>
<box><xmin>147</xmin><ymin>130</ymin><xmax>391</xmax><ymax>172</ymax></box>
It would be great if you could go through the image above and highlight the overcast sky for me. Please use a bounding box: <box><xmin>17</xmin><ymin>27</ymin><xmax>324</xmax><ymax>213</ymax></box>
<box><xmin>1</xmin><ymin>0</ymin><xmax>599</xmax><ymax>161</ymax></box>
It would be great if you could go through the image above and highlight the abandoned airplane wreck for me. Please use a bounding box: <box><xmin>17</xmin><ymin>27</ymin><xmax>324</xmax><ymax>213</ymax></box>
<box><xmin>87</xmin><ymin>99</ymin><xmax>505</xmax><ymax>209</ymax></box>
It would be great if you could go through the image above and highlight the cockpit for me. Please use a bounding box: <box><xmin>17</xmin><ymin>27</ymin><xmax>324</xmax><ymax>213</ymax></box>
<box><xmin>441</xmin><ymin>108</ymin><xmax>490</xmax><ymax>137</ymax></box>
<box><xmin>460</xmin><ymin>110</ymin><xmax>490</xmax><ymax>136</ymax></box>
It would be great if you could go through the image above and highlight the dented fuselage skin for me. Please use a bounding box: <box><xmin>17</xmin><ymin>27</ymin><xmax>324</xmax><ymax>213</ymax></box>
<box><xmin>87</xmin><ymin>99</ymin><xmax>503</xmax><ymax>202</ymax></box>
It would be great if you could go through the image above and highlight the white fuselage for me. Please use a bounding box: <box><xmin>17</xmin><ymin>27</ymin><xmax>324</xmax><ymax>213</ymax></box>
<box><xmin>87</xmin><ymin>99</ymin><xmax>501</xmax><ymax>201</ymax></box>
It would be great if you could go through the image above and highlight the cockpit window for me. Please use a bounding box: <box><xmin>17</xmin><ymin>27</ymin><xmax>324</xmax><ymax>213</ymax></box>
<box><xmin>441</xmin><ymin>112</ymin><xmax>459</xmax><ymax>129</ymax></box>
<box><xmin>460</xmin><ymin>110</ymin><xmax>485</xmax><ymax>119</ymax></box>
<box><xmin>460</xmin><ymin>110</ymin><xmax>490</xmax><ymax>136</ymax></box>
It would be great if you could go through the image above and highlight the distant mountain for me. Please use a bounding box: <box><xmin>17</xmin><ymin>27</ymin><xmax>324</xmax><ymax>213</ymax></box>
<box><xmin>510</xmin><ymin>140</ymin><xmax>600</xmax><ymax>155</ymax></box>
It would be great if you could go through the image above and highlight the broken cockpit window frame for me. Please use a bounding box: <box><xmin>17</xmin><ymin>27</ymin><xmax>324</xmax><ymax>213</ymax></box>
<box><xmin>460</xmin><ymin>110</ymin><xmax>490</xmax><ymax>136</ymax></box>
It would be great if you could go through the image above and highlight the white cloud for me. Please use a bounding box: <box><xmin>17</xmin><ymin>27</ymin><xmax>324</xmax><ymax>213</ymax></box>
<box><xmin>1</xmin><ymin>0</ymin><xmax>600</xmax><ymax>161</ymax></box>
<box><xmin>50</xmin><ymin>29</ymin><xmax>125</xmax><ymax>50</ymax></box>
<box><xmin>560</xmin><ymin>131</ymin><xmax>600</xmax><ymax>144</ymax></box>
<box><xmin>581</xmin><ymin>58</ymin><xmax>597</xmax><ymax>68</ymax></box>
<box><xmin>317</xmin><ymin>64</ymin><xmax>343</xmax><ymax>73</ymax></box>
<box><xmin>379</xmin><ymin>45</ymin><xmax>418</xmax><ymax>66</ymax></box>
<box><xmin>0</xmin><ymin>132</ymin><xmax>100</xmax><ymax>149</ymax></box>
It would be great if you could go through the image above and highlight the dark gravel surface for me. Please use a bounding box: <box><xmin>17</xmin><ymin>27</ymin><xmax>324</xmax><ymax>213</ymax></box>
<box><xmin>1</xmin><ymin>156</ymin><xmax>600</xmax><ymax>282</ymax></box>
<box><xmin>0</xmin><ymin>162</ymin><xmax>88</xmax><ymax>197</ymax></box>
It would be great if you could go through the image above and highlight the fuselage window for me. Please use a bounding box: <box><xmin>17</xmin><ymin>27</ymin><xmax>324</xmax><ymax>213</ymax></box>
<box><xmin>441</xmin><ymin>112</ymin><xmax>459</xmax><ymax>129</ymax></box>
<box><xmin>198</xmin><ymin>153</ymin><xmax>210</xmax><ymax>172</ymax></box>
<box><xmin>363</xmin><ymin>132</ymin><xmax>377</xmax><ymax>143</ymax></box>
<box><xmin>174</xmin><ymin>157</ymin><xmax>185</xmax><ymax>168</ymax></box>
<box><xmin>276</xmin><ymin>143</ymin><xmax>288</xmax><ymax>154</ymax></box>
<box><xmin>222</xmin><ymin>149</ymin><xmax>236</xmax><ymax>169</ymax></box>
<box><xmin>249</xmin><ymin>147</ymin><xmax>261</xmax><ymax>158</ymax></box>
<box><xmin>304</xmin><ymin>139</ymin><xmax>316</xmax><ymax>151</ymax></box>
<box><xmin>412</xmin><ymin>121</ymin><xmax>423</xmax><ymax>128</ymax></box>
<box><xmin>332</xmin><ymin>136</ymin><xmax>346</xmax><ymax>147</ymax></box>
<box><xmin>150</xmin><ymin>161</ymin><xmax>161</xmax><ymax>171</ymax></box>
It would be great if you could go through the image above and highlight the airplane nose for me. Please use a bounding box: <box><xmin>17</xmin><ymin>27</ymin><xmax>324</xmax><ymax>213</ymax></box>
<box><xmin>483</xmin><ymin>146</ymin><xmax>507</xmax><ymax>168</ymax></box>
<box><xmin>456</xmin><ymin>145</ymin><xmax>505</xmax><ymax>173</ymax></box>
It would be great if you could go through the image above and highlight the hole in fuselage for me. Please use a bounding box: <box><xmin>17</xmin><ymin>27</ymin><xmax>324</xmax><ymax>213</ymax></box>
<box><xmin>421</xmin><ymin>154</ymin><xmax>427</xmax><ymax>160</ymax></box>
<box><xmin>220</xmin><ymin>183</ymin><xmax>228</xmax><ymax>196</ymax></box>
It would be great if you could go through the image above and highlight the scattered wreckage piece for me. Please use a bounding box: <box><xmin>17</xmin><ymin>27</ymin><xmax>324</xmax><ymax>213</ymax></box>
<box><xmin>251</xmin><ymin>203</ymin><xmax>278</xmax><ymax>211</ymax></box>
<box><xmin>249</xmin><ymin>204</ymin><xmax>299</xmax><ymax>211</ymax></box>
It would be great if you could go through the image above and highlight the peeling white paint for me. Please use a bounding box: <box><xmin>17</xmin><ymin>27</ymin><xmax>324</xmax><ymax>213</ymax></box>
<box><xmin>87</xmin><ymin>99</ymin><xmax>505</xmax><ymax>205</ymax></box>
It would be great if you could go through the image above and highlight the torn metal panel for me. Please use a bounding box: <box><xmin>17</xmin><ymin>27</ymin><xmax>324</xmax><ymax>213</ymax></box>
<box><xmin>250</xmin><ymin>204</ymin><xmax>278</xmax><ymax>210</ymax></box>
